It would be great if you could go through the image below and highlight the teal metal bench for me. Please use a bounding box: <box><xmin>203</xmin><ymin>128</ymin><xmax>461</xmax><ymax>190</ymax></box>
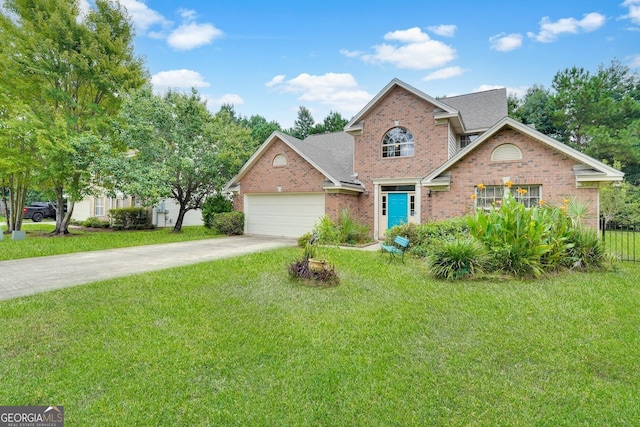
<box><xmin>380</xmin><ymin>235</ymin><xmax>410</xmax><ymax>263</ymax></box>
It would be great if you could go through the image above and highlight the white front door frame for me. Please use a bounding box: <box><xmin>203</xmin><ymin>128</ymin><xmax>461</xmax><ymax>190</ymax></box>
<box><xmin>372</xmin><ymin>177</ymin><xmax>422</xmax><ymax>240</ymax></box>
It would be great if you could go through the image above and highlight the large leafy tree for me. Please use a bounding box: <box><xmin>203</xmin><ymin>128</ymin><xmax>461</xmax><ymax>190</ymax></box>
<box><xmin>310</xmin><ymin>110</ymin><xmax>349</xmax><ymax>135</ymax></box>
<box><xmin>0</xmin><ymin>0</ymin><xmax>147</xmax><ymax>234</ymax></box>
<box><xmin>242</xmin><ymin>114</ymin><xmax>282</xmax><ymax>145</ymax></box>
<box><xmin>510</xmin><ymin>85</ymin><xmax>560</xmax><ymax>139</ymax></box>
<box><xmin>218</xmin><ymin>104</ymin><xmax>281</xmax><ymax>145</ymax></box>
<box><xmin>115</xmin><ymin>87</ymin><xmax>253</xmax><ymax>232</ymax></box>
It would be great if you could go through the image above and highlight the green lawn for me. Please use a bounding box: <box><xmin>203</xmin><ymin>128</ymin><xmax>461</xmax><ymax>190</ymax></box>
<box><xmin>1</xmin><ymin>247</ymin><xmax>639</xmax><ymax>426</ymax></box>
<box><xmin>0</xmin><ymin>224</ymin><xmax>219</xmax><ymax>260</ymax></box>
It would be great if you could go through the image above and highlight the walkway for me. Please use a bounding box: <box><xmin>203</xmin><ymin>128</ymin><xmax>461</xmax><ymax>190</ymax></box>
<box><xmin>0</xmin><ymin>235</ymin><xmax>295</xmax><ymax>301</ymax></box>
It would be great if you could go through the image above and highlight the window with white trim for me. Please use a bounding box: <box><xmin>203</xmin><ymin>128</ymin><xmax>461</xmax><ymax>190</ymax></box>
<box><xmin>273</xmin><ymin>154</ymin><xmax>287</xmax><ymax>167</ymax></box>
<box><xmin>94</xmin><ymin>198</ymin><xmax>105</xmax><ymax>216</ymax></box>
<box><xmin>475</xmin><ymin>185</ymin><xmax>541</xmax><ymax>209</ymax></box>
<box><xmin>382</xmin><ymin>127</ymin><xmax>414</xmax><ymax>158</ymax></box>
<box><xmin>460</xmin><ymin>134</ymin><xmax>479</xmax><ymax>149</ymax></box>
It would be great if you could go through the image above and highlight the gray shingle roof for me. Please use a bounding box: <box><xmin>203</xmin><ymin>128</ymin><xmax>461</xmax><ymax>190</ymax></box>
<box><xmin>288</xmin><ymin>132</ymin><xmax>355</xmax><ymax>183</ymax></box>
<box><xmin>441</xmin><ymin>88</ymin><xmax>508</xmax><ymax>131</ymax></box>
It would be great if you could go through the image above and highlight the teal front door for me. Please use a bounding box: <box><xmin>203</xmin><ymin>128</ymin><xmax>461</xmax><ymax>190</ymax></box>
<box><xmin>388</xmin><ymin>193</ymin><xmax>408</xmax><ymax>228</ymax></box>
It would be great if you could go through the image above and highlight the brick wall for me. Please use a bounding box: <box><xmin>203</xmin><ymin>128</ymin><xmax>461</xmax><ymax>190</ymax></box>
<box><xmin>233</xmin><ymin>138</ymin><xmax>328</xmax><ymax>212</ymax></box>
<box><xmin>325</xmin><ymin>192</ymin><xmax>361</xmax><ymax>223</ymax></box>
<box><xmin>427</xmin><ymin>127</ymin><xmax>600</xmax><ymax>228</ymax></box>
<box><xmin>354</xmin><ymin>86</ymin><xmax>449</xmax><ymax>230</ymax></box>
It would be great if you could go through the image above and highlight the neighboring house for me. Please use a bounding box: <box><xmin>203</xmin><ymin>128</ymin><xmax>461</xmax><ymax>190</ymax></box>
<box><xmin>224</xmin><ymin>78</ymin><xmax>624</xmax><ymax>239</ymax></box>
<box><xmin>73</xmin><ymin>195</ymin><xmax>203</xmax><ymax>228</ymax></box>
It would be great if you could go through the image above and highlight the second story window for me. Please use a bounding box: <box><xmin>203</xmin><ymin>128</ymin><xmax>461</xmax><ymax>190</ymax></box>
<box><xmin>460</xmin><ymin>134</ymin><xmax>479</xmax><ymax>149</ymax></box>
<box><xmin>382</xmin><ymin>127</ymin><xmax>414</xmax><ymax>158</ymax></box>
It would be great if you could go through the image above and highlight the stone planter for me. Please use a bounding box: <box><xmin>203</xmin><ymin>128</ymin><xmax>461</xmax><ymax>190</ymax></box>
<box><xmin>308</xmin><ymin>258</ymin><xmax>327</xmax><ymax>272</ymax></box>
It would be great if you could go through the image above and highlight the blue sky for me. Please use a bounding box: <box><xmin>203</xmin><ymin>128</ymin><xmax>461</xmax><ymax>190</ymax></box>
<box><xmin>91</xmin><ymin>0</ymin><xmax>640</xmax><ymax>128</ymax></box>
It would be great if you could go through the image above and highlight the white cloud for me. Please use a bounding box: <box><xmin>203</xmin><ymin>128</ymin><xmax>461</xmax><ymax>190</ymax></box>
<box><xmin>116</xmin><ymin>3</ymin><xmax>222</xmax><ymax>50</ymax></box>
<box><xmin>265</xmin><ymin>75</ymin><xmax>286</xmax><ymax>88</ymax></box>
<box><xmin>622</xmin><ymin>0</ymin><xmax>640</xmax><ymax>25</ymax></box>
<box><xmin>427</xmin><ymin>24</ymin><xmax>457</xmax><ymax>37</ymax></box>
<box><xmin>266</xmin><ymin>72</ymin><xmax>372</xmax><ymax>113</ymax></box>
<box><xmin>206</xmin><ymin>93</ymin><xmax>245</xmax><ymax>109</ymax></box>
<box><xmin>353</xmin><ymin>27</ymin><xmax>456</xmax><ymax>70</ymax></box>
<box><xmin>339</xmin><ymin>49</ymin><xmax>363</xmax><ymax>58</ymax></box>
<box><xmin>489</xmin><ymin>33</ymin><xmax>523</xmax><ymax>51</ymax></box>
<box><xmin>473</xmin><ymin>84</ymin><xmax>528</xmax><ymax>98</ymax></box>
<box><xmin>628</xmin><ymin>53</ymin><xmax>640</xmax><ymax>68</ymax></box>
<box><xmin>527</xmin><ymin>12</ymin><xmax>606</xmax><ymax>42</ymax></box>
<box><xmin>151</xmin><ymin>69</ymin><xmax>211</xmax><ymax>92</ymax></box>
<box><xmin>167</xmin><ymin>21</ymin><xmax>224</xmax><ymax>50</ymax></box>
<box><xmin>118</xmin><ymin>0</ymin><xmax>172</xmax><ymax>33</ymax></box>
<box><xmin>422</xmin><ymin>66</ymin><xmax>464</xmax><ymax>81</ymax></box>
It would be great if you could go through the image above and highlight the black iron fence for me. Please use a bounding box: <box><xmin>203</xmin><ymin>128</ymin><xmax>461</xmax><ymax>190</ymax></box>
<box><xmin>600</xmin><ymin>219</ymin><xmax>639</xmax><ymax>263</ymax></box>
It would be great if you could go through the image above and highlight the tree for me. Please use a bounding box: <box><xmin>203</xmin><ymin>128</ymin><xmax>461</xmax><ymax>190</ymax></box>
<box><xmin>115</xmin><ymin>87</ymin><xmax>252</xmax><ymax>232</ymax></box>
<box><xmin>513</xmin><ymin>60</ymin><xmax>640</xmax><ymax>182</ymax></box>
<box><xmin>213</xmin><ymin>108</ymin><xmax>261</xmax><ymax>182</ymax></box>
<box><xmin>0</xmin><ymin>0</ymin><xmax>147</xmax><ymax>234</ymax></box>
<box><xmin>289</xmin><ymin>106</ymin><xmax>315</xmax><ymax>139</ymax></box>
<box><xmin>0</xmin><ymin>96</ymin><xmax>41</xmax><ymax>231</ymax></box>
<box><xmin>550</xmin><ymin>61</ymin><xmax>640</xmax><ymax>149</ymax></box>
<box><xmin>507</xmin><ymin>92</ymin><xmax>521</xmax><ymax>118</ymax></box>
<box><xmin>243</xmin><ymin>114</ymin><xmax>282</xmax><ymax>145</ymax></box>
<box><xmin>512</xmin><ymin>85</ymin><xmax>561</xmax><ymax>139</ymax></box>
<box><xmin>310</xmin><ymin>111</ymin><xmax>349</xmax><ymax>135</ymax></box>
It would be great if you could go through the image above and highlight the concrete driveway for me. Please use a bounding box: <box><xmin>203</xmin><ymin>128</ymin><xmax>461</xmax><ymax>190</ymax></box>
<box><xmin>0</xmin><ymin>235</ymin><xmax>295</xmax><ymax>301</ymax></box>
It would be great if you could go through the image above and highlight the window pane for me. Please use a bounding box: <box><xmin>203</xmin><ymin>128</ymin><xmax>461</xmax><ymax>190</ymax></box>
<box><xmin>382</xmin><ymin>127</ymin><xmax>414</xmax><ymax>158</ymax></box>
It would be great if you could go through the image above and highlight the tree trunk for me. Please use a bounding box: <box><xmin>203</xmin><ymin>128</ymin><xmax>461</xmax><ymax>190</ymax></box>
<box><xmin>52</xmin><ymin>188</ymin><xmax>72</xmax><ymax>235</ymax></box>
<box><xmin>172</xmin><ymin>207</ymin><xmax>188</xmax><ymax>232</ymax></box>
<box><xmin>7</xmin><ymin>176</ymin><xmax>27</xmax><ymax>232</ymax></box>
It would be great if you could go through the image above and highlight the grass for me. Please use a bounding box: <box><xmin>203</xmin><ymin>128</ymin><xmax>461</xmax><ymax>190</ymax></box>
<box><xmin>0</xmin><ymin>223</ymin><xmax>219</xmax><ymax>260</ymax></box>
<box><xmin>1</xmin><ymin>246</ymin><xmax>639</xmax><ymax>425</ymax></box>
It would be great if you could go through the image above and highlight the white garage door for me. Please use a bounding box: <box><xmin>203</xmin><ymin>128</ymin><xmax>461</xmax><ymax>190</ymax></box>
<box><xmin>245</xmin><ymin>193</ymin><xmax>325</xmax><ymax>238</ymax></box>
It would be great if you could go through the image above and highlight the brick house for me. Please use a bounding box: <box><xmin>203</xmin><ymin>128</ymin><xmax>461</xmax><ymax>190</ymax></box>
<box><xmin>225</xmin><ymin>78</ymin><xmax>623</xmax><ymax>239</ymax></box>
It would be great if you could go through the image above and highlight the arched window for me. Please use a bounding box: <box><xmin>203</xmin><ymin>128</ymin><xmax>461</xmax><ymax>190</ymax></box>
<box><xmin>491</xmin><ymin>144</ymin><xmax>522</xmax><ymax>161</ymax></box>
<box><xmin>272</xmin><ymin>154</ymin><xmax>287</xmax><ymax>167</ymax></box>
<box><xmin>382</xmin><ymin>127</ymin><xmax>414</xmax><ymax>158</ymax></box>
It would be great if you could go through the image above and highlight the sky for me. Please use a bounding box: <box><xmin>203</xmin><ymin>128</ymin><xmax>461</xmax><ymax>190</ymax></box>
<box><xmin>87</xmin><ymin>0</ymin><xmax>640</xmax><ymax>129</ymax></box>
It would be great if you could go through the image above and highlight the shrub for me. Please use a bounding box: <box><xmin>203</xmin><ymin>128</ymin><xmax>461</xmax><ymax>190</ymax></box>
<box><xmin>210</xmin><ymin>211</ymin><xmax>244</xmax><ymax>235</ymax></box>
<box><xmin>202</xmin><ymin>194</ymin><xmax>233</xmax><ymax>229</ymax></box>
<box><xmin>412</xmin><ymin>217</ymin><xmax>470</xmax><ymax>256</ymax></box>
<box><xmin>385</xmin><ymin>218</ymin><xmax>470</xmax><ymax>258</ymax></box>
<box><xmin>298</xmin><ymin>232</ymin><xmax>313</xmax><ymax>248</ymax></box>
<box><xmin>565</xmin><ymin>227</ymin><xmax>611</xmax><ymax>270</ymax></box>
<box><xmin>83</xmin><ymin>217</ymin><xmax>111</xmax><ymax>228</ymax></box>
<box><xmin>312</xmin><ymin>215</ymin><xmax>340</xmax><ymax>246</ymax></box>
<box><xmin>426</xmin><ymin>239</ymin><xmax>487</xmax><ymax>280</ymax></box>
<box><xmin>468</xmin><ymin>192</ymin><xmax>553</xmax><ymax>277</ymax></box>
<box><xmin>109</xmin><ymin>207</ymin><xmax>153</xmax><ymax>230</ymax></box>
<box><xmin>336</xmin><ymin>208</ymin><xmax>370</xmax><ymax>245</ymax></box>
<box><xmin>385</xmin><ymin>222</ymin><xmax>418</xmax><ymax>245</ymax></box>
